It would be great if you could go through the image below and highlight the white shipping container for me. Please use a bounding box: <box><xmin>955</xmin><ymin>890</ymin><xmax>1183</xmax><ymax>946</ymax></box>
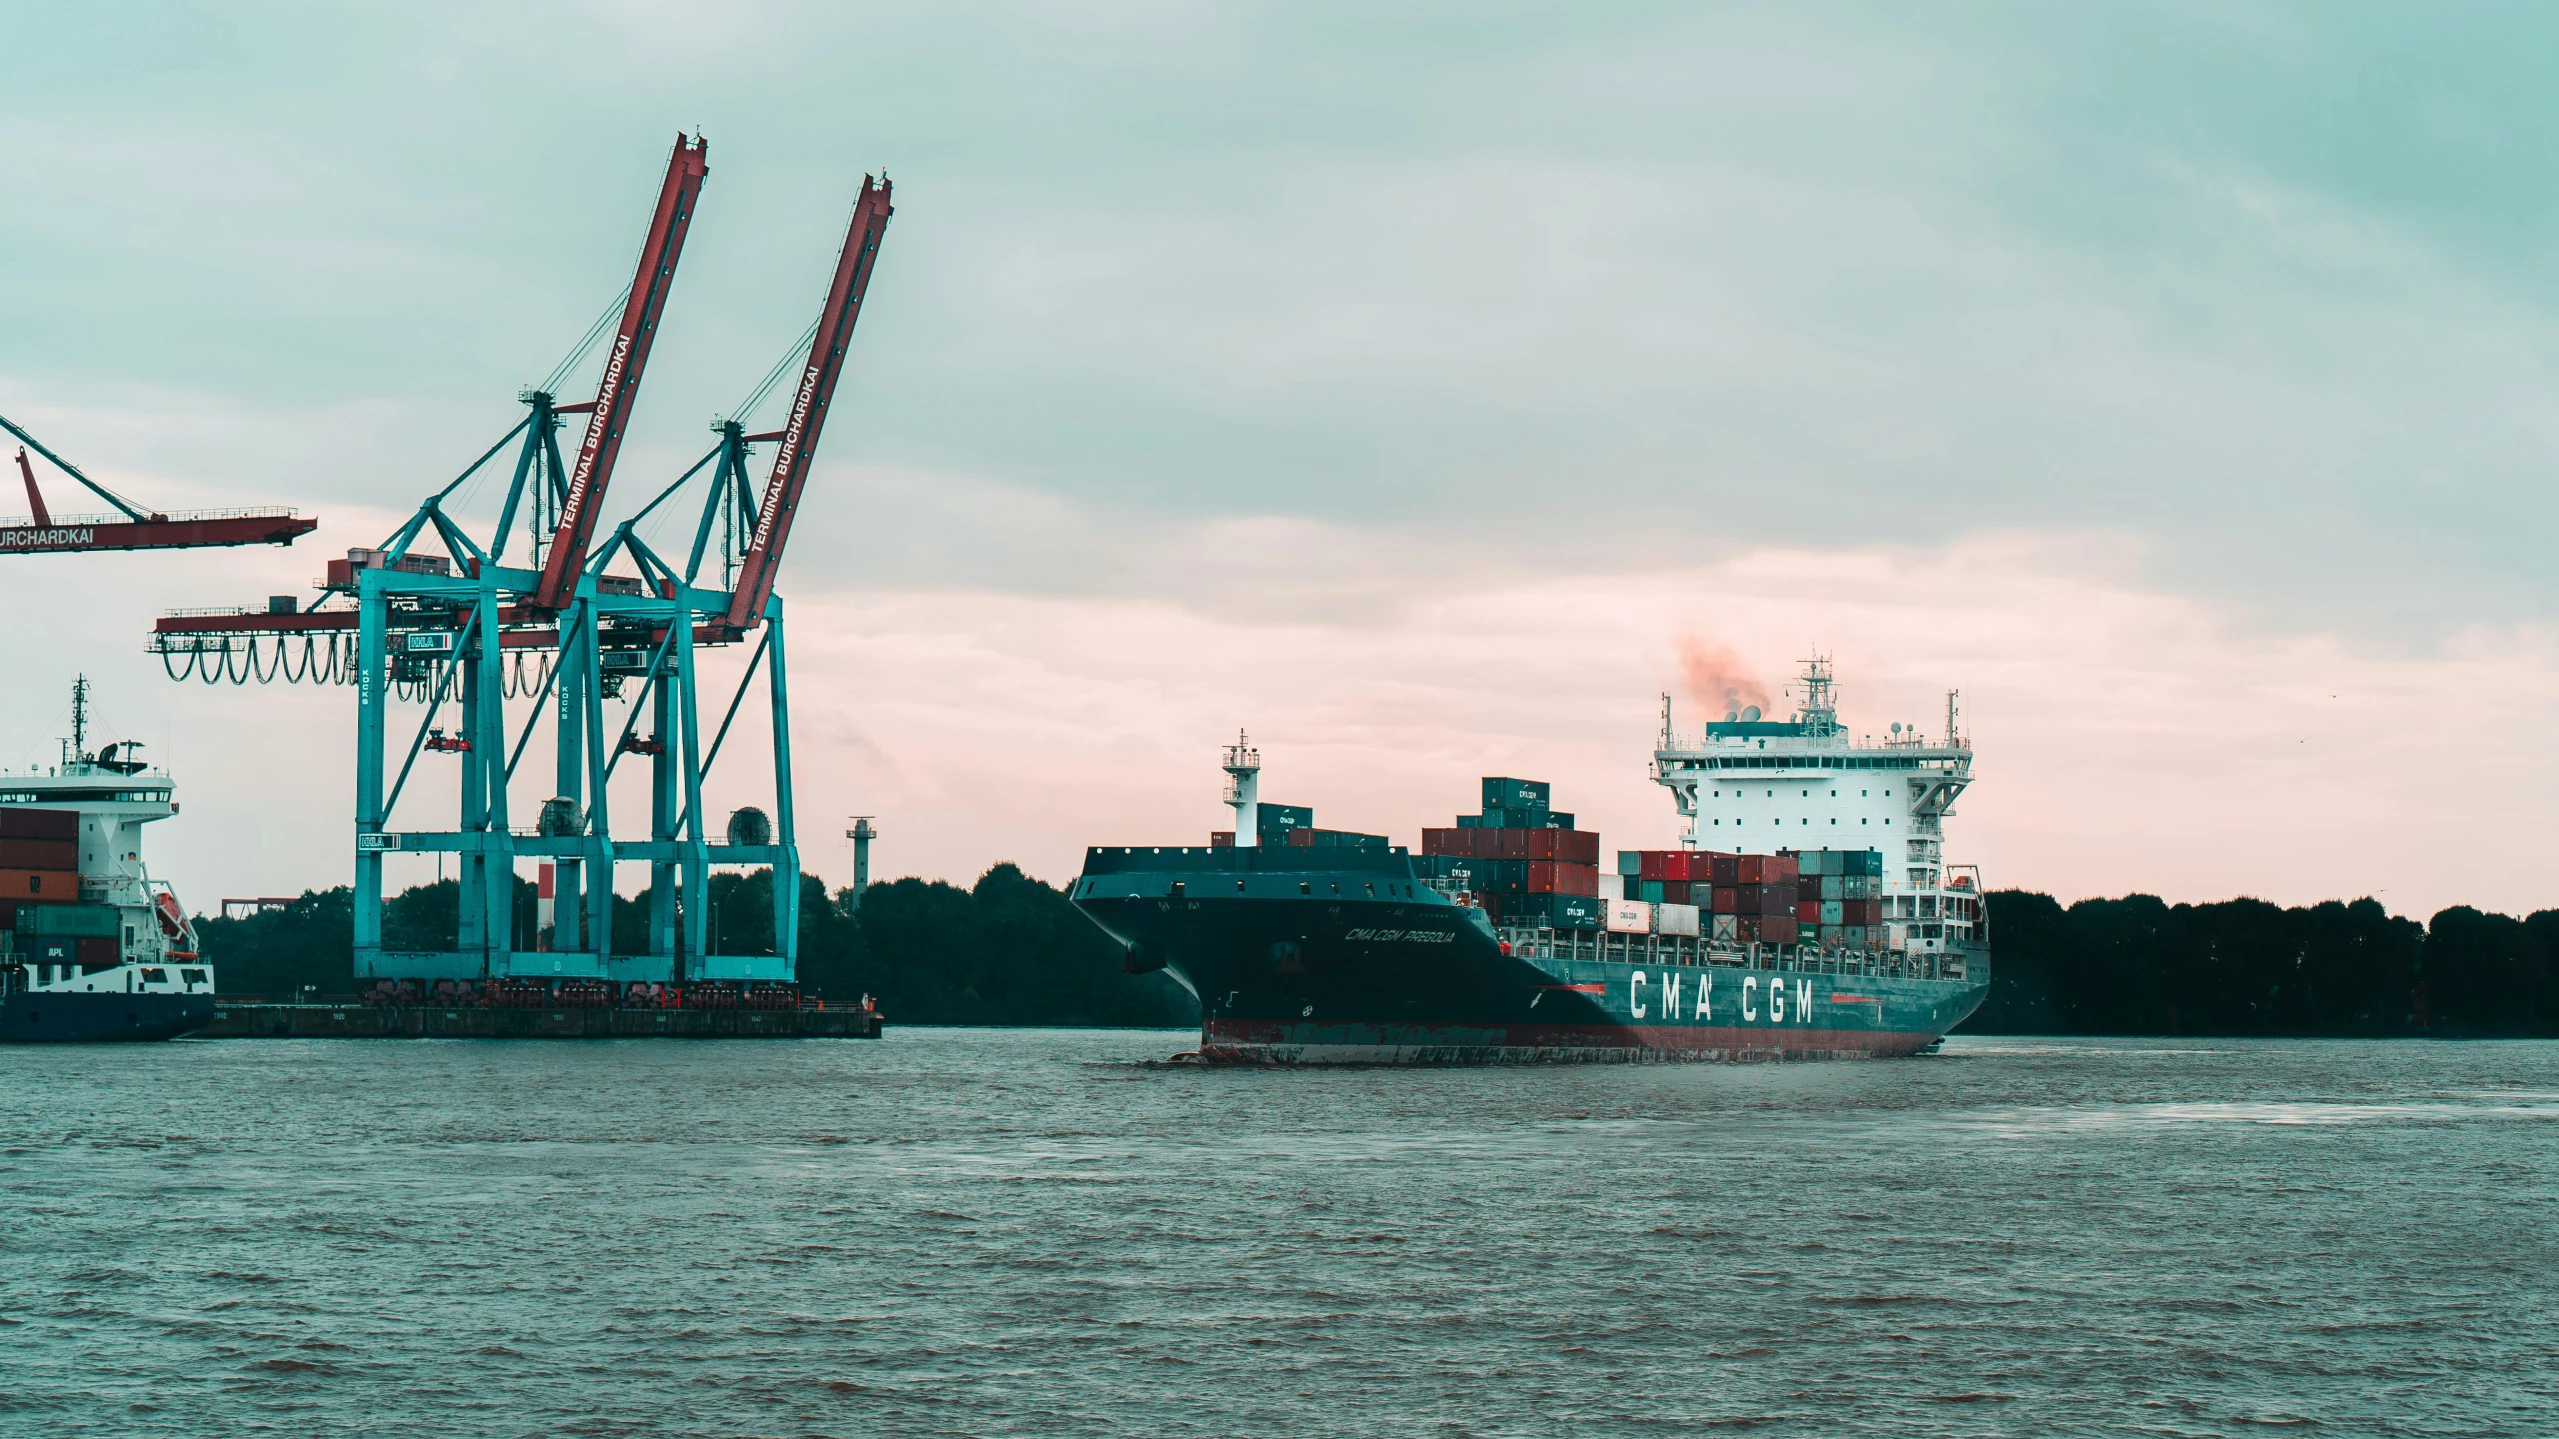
<box><xmin>1711</xmin><ymin>913</ymin><xmax>1739</xmax><ymax>941</ymax></box>
<box><xmin>1656</xmin><ymin>902</ymin><xmax>1700</xmax><ymax>937</ymax></box>
<box><xmin>1598</xmin><ymin>873</ymin><xmax>1625</xmax><ymax>901</ymax></box>
<box><xmin>1604</xmin><ymin>898</ymin><xmax>1652</xmax><ymax>934</ymax></box>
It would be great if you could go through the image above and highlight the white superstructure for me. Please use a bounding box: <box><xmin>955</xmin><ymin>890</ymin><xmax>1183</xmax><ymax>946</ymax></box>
<box><xmin>1653</xmin><ymin>656</ymin><xmax>1981</xmax><ymax>954</ymax></box>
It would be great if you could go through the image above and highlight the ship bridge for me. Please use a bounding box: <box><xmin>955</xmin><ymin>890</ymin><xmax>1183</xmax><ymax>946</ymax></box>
<box><xmin>1651</xmin><ymin>657</ymin><xmax>1980</xmax><ymax>954</ymax></box>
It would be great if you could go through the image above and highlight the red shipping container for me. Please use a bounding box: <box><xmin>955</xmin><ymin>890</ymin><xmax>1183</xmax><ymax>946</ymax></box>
<box><xmin>1560</xmin><ymin>863</ymin><xmax>1599</xmax><ymax>897</ymax></box>
<box><xmin>1528</xmin><ymin>861</ymin><xmax>1559</xmax><ymax>893</ymax></box>
<box><xmin>1560</xmin><ymin>830</ymin><xmax>1599</xmax><ymax>865</ymax></box>
<box><xmin>1673</xmin><ymin>852</ymin><xmax>1699</xmax><ymax>882</ymax></box>
<box><xmin>1796</xmin><ymin>900</ymin><xmax>1821</xmax><ymax>923</ymax></box>
<box><xmin>1210</xmin><ymin>831</ymin><xmax>1235</xmax><ymax>847</ymax></box>
<box><xmin>1709</xmin><ymin>856</ymin><xmax>1739</xmax><ymax>887</ymax></box>
<box><xmin>1660</xmin><ymin>880</ymin><xmax>1689</xmax><ymax>905</ymax></box>
<box><xmin>0</xmin><ymin>869</ymin><xmax>79</xmax><ymax>900</ymax></box>
<box><xmin>1761</xmin><ymin>888</ymin><xmax>1793</xmax><ymax>917</ymax></box>
<box><xmin>1495</xmin><ymin>828</ymin><xmax>1530</xmax><ymax>860</ymax></box>
<box><xmin>1639</xmin><ymin>851</ymin><xmax>1666</xmax><ymax>881</ymax></box>
<box><xmin>76</xmin><ymin>934</ymin><xmax>120</xmax><ymax>966</ymax></box>
<box><xmin>1419</xmin><ymin>828</ymin><xmax>1451</xmax><ymax>856</ymax></box>
<box><xmin>0</xmin><ymin>838</ymin><xmax>76</xmax><ymax>869</ymax></box>
<box><xmin>1768</xmin><ymin>854</ymin><xmax>1800</xmax><ymax>883</ymax></box>
<box><xmin>1735</xmin><ymin>855</ymin><xmax>1766</xmax><ymax>884</ymax></box>
<box><xmin>0</xmin><ymin>810</ymin><xmax>77</xmax><ymax>842</ymax></box>
<box><xmin>1527</xmin><ymin>829</ymin><xmax>1558</xmax><ymax>861</ymax></box>
<box><xmin>1710</xmin><ymin>886</ymin><xmax>1737</xmax><ymax>913</ymax></box>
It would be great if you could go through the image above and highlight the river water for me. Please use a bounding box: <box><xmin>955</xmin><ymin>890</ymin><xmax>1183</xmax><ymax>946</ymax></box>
<box><xmin>3</xmin><ymin>1031</ymin><xmax>2553</xmax><ymax>1436</ymax></box>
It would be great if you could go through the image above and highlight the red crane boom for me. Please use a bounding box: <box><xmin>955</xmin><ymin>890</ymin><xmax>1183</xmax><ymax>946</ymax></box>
<box><xmin>532</xmin><ymin>133</ymin><xmax>711</xmax><ymax>611</ymax></box>
<box><xmin>722</xmin><ymin>175</ymin><xmax>894</xmax><ymax>633</ymax></box>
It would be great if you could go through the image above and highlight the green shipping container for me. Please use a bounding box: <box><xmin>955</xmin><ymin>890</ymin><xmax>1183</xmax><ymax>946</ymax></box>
<box><xmin>21</xmin><ymin>904</ymin><xmax>121</xmax><ymax>939</ymax></box>
<box><xmin>1616</xmin><ymin>851</ymin><xmax>1643</xmax><ymax>877</ymax></box>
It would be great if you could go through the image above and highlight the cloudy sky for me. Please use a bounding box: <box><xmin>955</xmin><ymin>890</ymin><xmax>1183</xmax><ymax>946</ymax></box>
<box><xmin>4</xmin><ymin>2</ymin><xmax>2552</xmax><ymax>920</ymax></box>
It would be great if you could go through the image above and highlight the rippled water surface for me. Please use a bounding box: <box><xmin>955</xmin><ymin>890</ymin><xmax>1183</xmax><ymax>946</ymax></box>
<box><xmin>4</xmin><ymin>1032</ymin><xmax>2555</xmax><ymax>1436</ymax></box>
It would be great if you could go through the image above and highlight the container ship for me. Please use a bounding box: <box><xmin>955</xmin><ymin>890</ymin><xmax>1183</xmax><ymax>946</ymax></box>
<box><xmin>0</xmin><ymin>679</ymin><xmax>215</xmax><ymax>1042</ymax></box>
<box><xmin>1072</xmin><ymin>659</ymin><xmax>1987</xmax><ymax>1063</ymax></box>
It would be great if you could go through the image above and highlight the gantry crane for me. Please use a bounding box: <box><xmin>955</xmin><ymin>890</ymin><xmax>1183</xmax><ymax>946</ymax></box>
<box><xmin>1</xmin><ymin>413</ymin><xmax>318</xmax><ymax>553</ymax></box>
<box><xmin>148</xmin><ymin>134</ymin><xmax>894</xmax><ymax>992</ymax></box>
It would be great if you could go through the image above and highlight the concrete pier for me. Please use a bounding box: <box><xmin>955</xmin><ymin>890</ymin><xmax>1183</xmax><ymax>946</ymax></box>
<box><xmin>199</xmin><ymin>1003</ymin><xmax>882</xmax><ymax>1039</ymax></box>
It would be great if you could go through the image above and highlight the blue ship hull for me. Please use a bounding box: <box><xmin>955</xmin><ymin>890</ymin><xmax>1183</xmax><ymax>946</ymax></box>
<box><xmin>1074</xmin><ymin>846</ymin><xmax>1986</xmax><ymax>1064</ymax></box>
<box><xmin>0</xmin><ymin>991</ymin><xmax>214</xmax><ymax>1042</ymax></box>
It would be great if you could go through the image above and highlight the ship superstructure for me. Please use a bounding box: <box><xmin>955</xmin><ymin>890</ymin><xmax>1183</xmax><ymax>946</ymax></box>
<box><xmin>1654</xmin><ymin>657</ymin><xmax>1981</xmax><ymax>954</ymax></box>
<box><xmin>0</xmin><ymin>678</ymin><xmax>214</xmax><ymax>1041</ymax></box>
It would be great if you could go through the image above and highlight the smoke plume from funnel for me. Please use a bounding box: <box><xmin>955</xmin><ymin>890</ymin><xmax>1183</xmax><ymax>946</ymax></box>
<box><xmin>1678</xmin><ymin>632</ymin><xmax>1771</xmax><ymax>720</ymax></box>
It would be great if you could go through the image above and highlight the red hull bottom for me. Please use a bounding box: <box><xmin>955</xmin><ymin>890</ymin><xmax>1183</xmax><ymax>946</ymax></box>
<box><xmin>1197</xmin><ymin>1019</ymin><xmax>1937</xmax><ymax>1065</ymax></box>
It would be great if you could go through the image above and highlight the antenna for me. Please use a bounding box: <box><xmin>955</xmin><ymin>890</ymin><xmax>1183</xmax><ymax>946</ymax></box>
<box><xmin>68</xmin><ymin>674</ymin><xmax>89</xmax><ymax>764</ymax></box>
<box><xmin>1659</xmin><ymin>692</ymin><xmax>1673</xmax><ymax>749</ymax></box>
<box><xmin>1945</xmin><ymin>689</ymin><xmax>1962</xmax><ymax>750</ymax></box>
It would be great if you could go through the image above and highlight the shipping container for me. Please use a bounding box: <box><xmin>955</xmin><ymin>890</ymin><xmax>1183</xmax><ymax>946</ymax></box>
<box><xmin>1795</xmin><ymin>900</ymin><xmax>1821</xmax><ymax>924</ymax></box>
<box><xmin>1841</xmin><ymin>874</ymin><xmax>1873</xmax><ymax>899</ymax></box>
<box><xmin>0</xmin><ymin>809</ymin><xmax>77</xmax><ymax>842</ymax></box>
<box><xmin>1543</xmin><ymin>811</ymin><xmax>1576</xmax><ymax>830</ymax></box>
<box><xmin>25</xmin><ymin>935</ymin><xmax>75</xmax><ymax>964</ymax></box>
<box><xmin>1710</xmin><ymin>913</ymin><xmax>1738</xmax><ymax>941</ymax></box>
<box><xmin>1710</xmin><ymin>886</ymin><xmax>1738</xmax><ymax>914</ymax></box>
<box><xmin>1820</xmin><ymin>899</ymin><xmax>1845</xmax><ymax>925</ymax></box>
<box><xmin>1604</xmin><ymin>898</ymin><xmax>1652</xmax><ymax>934</ymax></box>
<box><xmin>1842</xmin><ymin>925</ymin><xmax>1868</xmax><ymax>947</ymax></box>
<box><xmin>1210</xmin><ymin>830</ymin><xmax>1235</xmax><ymax>847</ymax></box>
<box><xmin>0</xmin><ymin>838</ymin><xmax>77</xmax><ymax>869</ymax></box>
<box><xmin>1655</xmin><ymin>880</ymin><xmax>1685</xmax><ymax>905</ymax></box>
<box><xmin>1482</xmin><ymin>806</ymin><xmax>1547</xmax><ymax>828</ymax></box>
<box><xmin>1515</xmin><ymin>892</ymin><xmax>1606</xmax><ymax>929</ymax></box>
<box><xmin>1256</xmin><ymin>804</ymin><xmax>1314</xmax><ymax>838</ymax></box>
<box><xmin>1616</xmin><ymin>850</ymin><xmax>1643</xmax><ymax>877</ymax></box>
<box><xmin>1561</xmin><ymin>830</ymin><xmax>1600</xmax><ymax>865</ymax></box>
<box><xmin>1819</xmin><ymin>875</ymin><xmax>1843</xmax><ymax>900</ymax></box>
<box><xmin>1481</xmin><ymin>777</ymin><xmax>1550</xmax><ymax>810</ymax></box>
<box><xmin>0</xmin><ymin>869</ymin><xmax>81</xmax><ymax>900</ymax></box>
<box><xmin>1769</xmin><ymin>854</ymin><xmax>1800</xmax><ymax>883</ymax></box>
<box><xmin>1494</xmin><ymin>828</ymin><xmax>1531</xmax><ymax>860</ymax></box>
<box><xmin>1735</xmin><ymin>854</ymin><xmax>1768</xmax><ymax>884</ymax></box>
<box><xmin>1637</xmin><ymin>879</ymin><xmax>1665</xmax><ymax>904</ymax></box>
<box><xmin>1598</xmin><ymin>873</ymin><xmax>1625</xmax><ymax>901</ymax></box>
<box><xmin>1796</xmin><ymin>849</ymin><xmax>1828</xmax><ymax>876</ymax></box>
<box><xmin>1709</xmin><ymin>855</ymin><xmax>1740</xmax><ymax>887</ymax></box>
<box><xmin>75</xmin><ymin>934</ymin><xmax>120</xmax><ymax>966</ymax></box>
<box><xmin>1656</xmin><ymin>902</ymin><xmax>1701</xmax><ymax>937</ymax></box>
<box><xmin>1455</xmin><ymin>814</ymin><xmax>1483</xmax><ymax>829</ymax></box>
<box><xmin>21</xmin><ymin>904</ymin><xmax>121</xmax><ymax>938</ymax></box>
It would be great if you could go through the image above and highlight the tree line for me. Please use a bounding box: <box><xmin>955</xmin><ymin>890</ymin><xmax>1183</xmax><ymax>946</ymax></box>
<box><xmin>1967</xmin><ymin>890</ymin><xmax>2559</xmax><ymax>1037</ymax></box>
<box><xmin>194</xmin><ymin>872</ymin><xmax>2559</xmax><ymax>1037</ymax></box>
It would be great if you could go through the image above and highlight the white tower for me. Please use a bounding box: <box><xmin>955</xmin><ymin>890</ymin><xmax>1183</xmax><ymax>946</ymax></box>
<box><xmin>845</xmin><ymin>816</ymin><xmax>877</xmax><ymax>905</ymax></box>
<box><xmin>1222</xmin><ymin>731</ymin><xmax>1261</xmax><ymax>847</ymax></box>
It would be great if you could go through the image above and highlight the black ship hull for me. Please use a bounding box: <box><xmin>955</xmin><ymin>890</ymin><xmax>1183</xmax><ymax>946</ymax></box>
<box><xmin>1</xmin><ymin>990</ymin><xmax>215</xmax><ymax>1042</ymax></box>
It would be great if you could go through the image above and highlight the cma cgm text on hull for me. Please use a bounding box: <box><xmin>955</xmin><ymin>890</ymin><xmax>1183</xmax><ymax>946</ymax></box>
<box><xmin>1071</xmin><ymin>659</ymin><xmax>1989</xmax><ymax>1064</ymax></box>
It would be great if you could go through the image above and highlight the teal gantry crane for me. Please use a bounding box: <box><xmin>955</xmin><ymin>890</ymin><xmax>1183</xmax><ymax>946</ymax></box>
<box><xmin>149</xmin><ymin>135</ymin><xmax>895</xmax><ymax>991</ymax></box>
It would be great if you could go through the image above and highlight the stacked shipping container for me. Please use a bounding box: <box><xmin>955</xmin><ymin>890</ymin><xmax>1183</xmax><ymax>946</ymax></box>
<box><xmin>0</xmin><ymin>808</ymin><xmax>108</xmax><ymax>965</ymax></box>
<box><xmin>1416</xmin><ymin>777</ymin><xmax>1604</xmax><ymax>927</ymax></box>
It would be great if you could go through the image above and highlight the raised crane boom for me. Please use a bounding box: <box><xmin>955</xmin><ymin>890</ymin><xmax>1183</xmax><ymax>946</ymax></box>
<box><xmin>532</xmin><ymin>133</ymin><xmax>711</xmax><ymax>610</ymax></box>
<box><xmin>722</xmin><ymin>175</ymin><xmax>894</xmax><ymax>633</ymax></box>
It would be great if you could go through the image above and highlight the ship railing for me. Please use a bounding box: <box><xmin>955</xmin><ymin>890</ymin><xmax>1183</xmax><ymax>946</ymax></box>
<box><xmin>1502</xmin><ymin>926</ymin><xmax>1955</xmax><ymax>981</ymax></box>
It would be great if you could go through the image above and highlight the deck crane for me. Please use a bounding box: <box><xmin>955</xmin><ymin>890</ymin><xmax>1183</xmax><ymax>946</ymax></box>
<box><xmin>142</xmin><ymin>136</ymin><xmax>896</xmax><ymax>999</ymax></box>
<box><xmin>0</xmin><ymin>412</ymin><xmax>318</xmax><ymax>553</ymax></box>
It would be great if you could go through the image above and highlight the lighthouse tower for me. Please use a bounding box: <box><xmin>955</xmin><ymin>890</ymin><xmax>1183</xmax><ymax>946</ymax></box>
<box><xmin>845</xmin><ymin>816</ymin><xmax>878</xmax><ymax>905</ymax></box>
<box><xmin>1222</xmin><ymin>731</ymin><xmax>1261</xmax><ymax>847</ymax></box>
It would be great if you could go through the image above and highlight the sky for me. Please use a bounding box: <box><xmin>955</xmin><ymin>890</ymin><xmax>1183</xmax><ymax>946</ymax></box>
<box><xmin>2</xmin><ymin>2</ymin><xmax>2554</xmax><ymax>920</ymax></box>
